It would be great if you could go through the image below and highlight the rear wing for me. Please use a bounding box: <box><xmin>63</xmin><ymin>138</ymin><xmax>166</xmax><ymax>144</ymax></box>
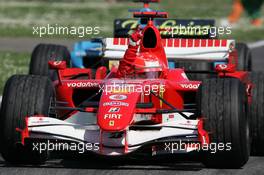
<box><xmin>114</xmin><ymin>19</ymin><xmax>215</xmax><ymax>38</ymax></box>
<box><xmin>104</xmin><ymin>38</ymin><xmax>235</xmax><ymax>62</ymax></box>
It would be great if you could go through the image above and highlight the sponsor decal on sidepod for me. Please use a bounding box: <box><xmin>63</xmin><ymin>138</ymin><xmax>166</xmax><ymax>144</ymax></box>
<box><xmin>180</xmin><ymin>84</ymin><xmax>200</xmax><ymax>89</ymax></box>
<box><xmin>109</xmin><ymin>94</ymin><xmax>127</xmax><ymax>100</ymax></box>
<box><xmin>103</xmin><ymin>101</ymin><xmax>129</xmax><ymax>107</ymax></box>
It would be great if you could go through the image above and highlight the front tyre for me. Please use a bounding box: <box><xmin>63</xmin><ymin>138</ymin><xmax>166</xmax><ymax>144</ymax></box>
<box><xmin>29</xmin><ymin>44</ymin><xmax>71</xmax><ymax>79</ymax></box>
<box><xmin>198</xmin><ymin>78</ymin><xmax>250</xmax><ymax>168</ymax></box>
<box><xmin>236</xmin><ymin>43</ymin><xmax>252</xmax><ymax>71</ymax></box>
<box><xmin>0</xmin><ymin>75</ymin><xmax>54</xmax><ymax>164</ymax></box>
<box><xmin>249</xmin><ymin>72</ymin><xmax>264</xmax><ymax>156</ymax></box>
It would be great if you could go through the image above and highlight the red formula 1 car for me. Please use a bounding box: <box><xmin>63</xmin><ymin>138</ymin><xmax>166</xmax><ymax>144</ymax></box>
<box><xmin>0</xmin><ymin>12</ymin><xmax>264</xmax><ymax>168</ymax></box>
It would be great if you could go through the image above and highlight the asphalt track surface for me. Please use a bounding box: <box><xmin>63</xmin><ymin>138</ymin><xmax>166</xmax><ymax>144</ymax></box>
<box><xmin>0</xmin><ymin>37</ymin><xmax>77</xmax><ymax>53</ymax></box>
<box><xmin>0</xmin><ymin>39</ymin><xmax>264</xmax><ymax>175</ymax></box>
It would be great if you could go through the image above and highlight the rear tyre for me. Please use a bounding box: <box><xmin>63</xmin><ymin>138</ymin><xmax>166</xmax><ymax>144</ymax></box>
<box><xmin>176</xmin><ymin>61</ymin><xmax>212</xmax><ymax>81</ymax></box>
<box><xmin>0</xmin><ymin>75</ymin><xmax>54</xmax><ymax>164</ymax></box>
<box><xmin>236</xmin><ymin>43</ymin><xmax>252</xmax><ymax>71</ymax></box>
<box><xmin>249</xmin><ymin>72</ymin><xmax>264</xmax><ymax>156</ymax></box>
<box><xmin>198</xmin><ymin>78</ymin><xmax>250</xmax><ymax>168</ymax></box>
<box><xmin>29</xmin><ymin>44</ymin><xmax>71</xmax><ymax>79</ymax></box>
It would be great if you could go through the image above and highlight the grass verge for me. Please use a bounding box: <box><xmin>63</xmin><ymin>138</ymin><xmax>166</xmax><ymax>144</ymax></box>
<box><xmin>0</xmin><ymin>52</ymin><xmax>30</xmax><ymax>94</ymax></box>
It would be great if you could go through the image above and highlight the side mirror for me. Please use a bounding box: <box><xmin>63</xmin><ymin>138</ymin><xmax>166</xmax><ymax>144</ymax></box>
<box><xmin>48</xmin><ymin>61</ymin><xmax>67</xmax><ymax>70</ymax></box>
<box><xmin>215</xmin><ymin>64</ymin><xmax>236</xmax><ymax>73</ymax></box>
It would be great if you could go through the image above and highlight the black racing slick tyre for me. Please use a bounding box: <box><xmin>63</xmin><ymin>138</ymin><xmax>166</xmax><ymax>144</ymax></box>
<box><xmin>249</xmin><ymin>72</ymin><xmax>264</xmax><ymax>156</ymax></box>
<box><xmin>176</xmin><ymin>61</ymin><xmax>212</xmax><ymax>81</ymax></box>
<box><xmin>29</xmin><ymin>44</ymin><xmax>71</xmax><ymax>79</ymax></box>
<box><xmin>198</xmin><ymin>78</ymin><xmax>250</xmax><ymax>168</ymax></box>
<box><xmin>236</xmin><ymin>43</ymin><xmax>252</xmax><ymax>71</ymax></box>
<box><xmin>0</xmin><ymin>75</ymin><xmax>54</xmax><ymax>164</ymax></box>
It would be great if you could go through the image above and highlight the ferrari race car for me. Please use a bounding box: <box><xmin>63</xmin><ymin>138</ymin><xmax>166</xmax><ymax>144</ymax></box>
<box><xmin>70</xmin><ymin>0</ymin><xmax>216</xmax><ymax>74</ymax></box>
<box><xmin>1</xmin><ymin>10</ymin><xmax>264</xmax><ymax>168</ymax></box>
<box><xmin>27</xmin><ymin>0</ymin><xmax>251</xmax><ymax>82</ymax></box>
<box><xmin>67</xmin><ymin>0</ymin><xmax>251</xmax><ymax>81</ymax></box>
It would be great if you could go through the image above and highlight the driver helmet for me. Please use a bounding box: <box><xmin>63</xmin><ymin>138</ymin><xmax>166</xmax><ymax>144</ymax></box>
<box><xmin>133</xmin><ymin>53</ymin><xmax>162</xmax><ymax>79</ymax></box>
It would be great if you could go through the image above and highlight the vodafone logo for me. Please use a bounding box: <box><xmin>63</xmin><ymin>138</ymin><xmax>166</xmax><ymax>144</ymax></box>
<box><xmin>180</xmin><ymin>84</ymin><xmax>200</xmax><ymax>89</ymax></box>
<box><xmin>109</xmin><ymin>94</ymin><xmax>127</xmax><ymax>101</ymax></box>
<box><xmin>67</xmin><ymin>82</ymin><xmax>99</xmax><ymax>88</ymax></box>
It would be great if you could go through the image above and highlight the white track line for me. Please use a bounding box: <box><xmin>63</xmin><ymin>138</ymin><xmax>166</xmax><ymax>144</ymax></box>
<box><xmin>0</xmin><ymin>96</ymin><xmax>2</xmax><ymax>104</ymax></box>
<box><xmin>248</xmin><ymin>40</ymin><xmax>264</xmax><ymax>49</ymax></box>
